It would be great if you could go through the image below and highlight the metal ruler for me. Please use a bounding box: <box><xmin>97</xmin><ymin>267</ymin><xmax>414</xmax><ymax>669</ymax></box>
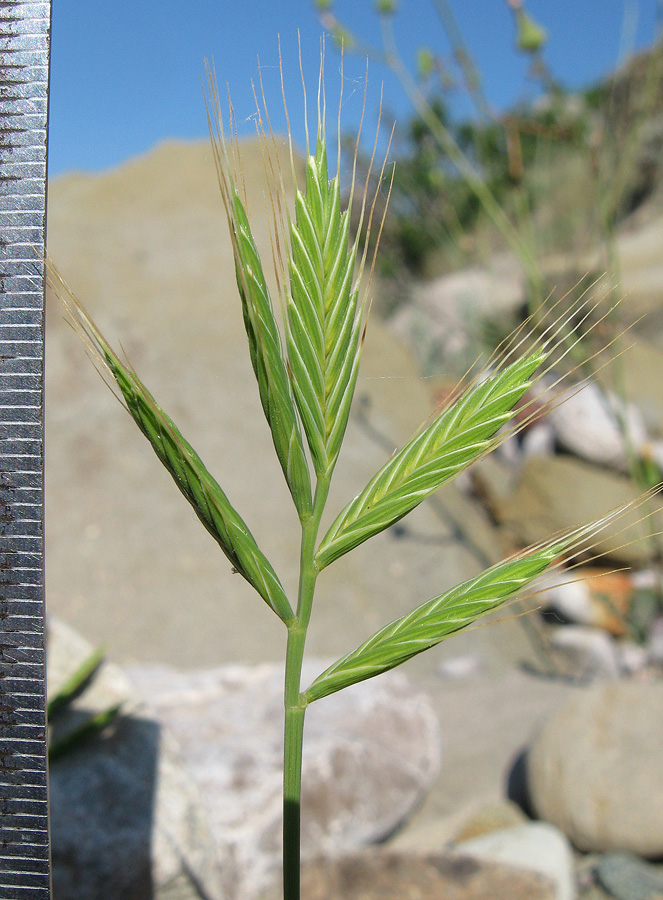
<box><xmin>0</xmin><ymin>0</ymin><xmax>51</xmax><ymax>896</ymax></box>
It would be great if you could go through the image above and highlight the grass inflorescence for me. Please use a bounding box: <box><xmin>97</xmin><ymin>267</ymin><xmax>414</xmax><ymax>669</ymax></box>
<box><xmin>48</xmin><ymin>42</ymin><xmax>661</xmax><ymax>900</ymax></box>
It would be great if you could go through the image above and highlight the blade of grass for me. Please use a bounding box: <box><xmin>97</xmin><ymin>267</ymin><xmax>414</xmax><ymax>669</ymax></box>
<box><xmin>47</xmin><ymin>646</ymin><xmax>105</xmax><ymax>720</ymax></box>
<box><xmin>49</xmin><ymin>704</ymin><xmax>123</xmax><ymax>763</ymax></box>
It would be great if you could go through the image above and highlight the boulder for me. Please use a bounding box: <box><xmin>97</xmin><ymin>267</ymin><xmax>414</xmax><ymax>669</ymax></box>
<box><xmin>526</xmin><ymin>680</ymin><xmax>663</xmax><ymax>856</ymax></box>
<box><xmin>259</xmin><ymin>849</ymin><xmax>556</xmax><ymax>900</ymax></box>
<box><xmin>127</xmin><ymin>662</ymin><xmax>442</xmax><ymax>900</ymax></box>
<box><xmin>47</xmin><ymin>618</ymin><xmax>225</xmax><ymax>900</ymax></box>
<box><xmin>455</xmin><ymin>822</ymin><xmax>576</xmax><ymax>900</ymax></box>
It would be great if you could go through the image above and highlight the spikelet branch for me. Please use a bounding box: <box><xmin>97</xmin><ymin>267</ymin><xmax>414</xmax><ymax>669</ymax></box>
<box><xmin>205</xmin><ymin>63</ymin><xmax>313</xmax><ymax>519</ymax></box>
<box><xmin>47</xmin><ymin>260</ymin><xmax>295</xmax><ymax>625</ymax></box>
<box><xmin>305</xmin><ymin>490</ymin><xmax>662</xmax><ymax>702</ymax></box>
<box><xmin>282</xmin><ymin>49</ymin><xmax>391</xmax><ymax>482</ymax></box>
<box><xmin>315</xmin><ymin>281</ymin><xmax>638</xmax><ymax>571</ymax></box>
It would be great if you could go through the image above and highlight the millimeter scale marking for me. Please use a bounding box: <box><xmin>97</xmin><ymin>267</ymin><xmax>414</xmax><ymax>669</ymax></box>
<box><xmin>0</xmin><ymin>0</ymin><xmax>52</xmax><ymax>896</ymax></box>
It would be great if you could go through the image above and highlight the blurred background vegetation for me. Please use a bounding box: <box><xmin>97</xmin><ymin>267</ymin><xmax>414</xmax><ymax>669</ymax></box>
<box><xmin>314</xmin><ymin>0</ymin><xmax>663</xmax><ymax>325</ymax></box>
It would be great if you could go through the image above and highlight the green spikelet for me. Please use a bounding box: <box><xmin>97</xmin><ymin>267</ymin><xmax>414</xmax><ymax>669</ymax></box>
<box><xmin>287</xmin><ymin>135</ymin><xmax>365</xmax><ymax>480</ymax></box>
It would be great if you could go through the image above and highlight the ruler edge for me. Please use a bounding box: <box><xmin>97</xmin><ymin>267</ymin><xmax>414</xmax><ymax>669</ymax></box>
<box><xmin>0</xmin><ymin>0</ymin><xmax>52</xmax><ymax>894</ymax></box>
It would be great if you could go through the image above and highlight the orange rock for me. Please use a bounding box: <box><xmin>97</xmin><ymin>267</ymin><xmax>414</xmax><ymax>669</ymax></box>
<box><xmin>582</xmin><ymin>569</ymin><xmax>636</xmax><ymax>637</ymax></box>
<box><xmin>540</xmin><ymin>568</ymin><xmax>640</xmax><ymax>637</ymax></box>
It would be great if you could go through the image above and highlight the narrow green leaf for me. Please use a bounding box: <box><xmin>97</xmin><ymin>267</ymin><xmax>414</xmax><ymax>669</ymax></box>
<box><xmin>230</xmin><ymin>190</ymin><xmax>312</xmax><ymax>518</ymax></box>
<box><xmin>316</xmin><ymin>349</ymin><xmax>545</xmax><ymax>569</ymax></box>
<box><xmin>47</xmin><ymin>646</ymin><xmax>105</xmax><ymax>720</ymax></box>
<box><xmin>304</xmin><ymin>542</ymin><xmax>561</xmax><ymax>702</ymax></box>
<box><xmin>286</xmin><ymin>135</ymin><xmax>366</xmax><ymax>479</ymax></box>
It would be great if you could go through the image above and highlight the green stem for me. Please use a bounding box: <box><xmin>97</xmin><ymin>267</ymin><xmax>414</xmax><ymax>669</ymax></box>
<box><xmin>283</xmin><ymin>648</ymin><xmax>306</xmax><ymax>900</ymax></box>
<box><xmin>283</xmin><ymin>476</ymin><xmax>330</xmax><ymax>900</ymax></box>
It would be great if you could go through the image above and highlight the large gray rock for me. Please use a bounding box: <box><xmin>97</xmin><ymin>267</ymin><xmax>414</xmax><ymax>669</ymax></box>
<box><xmin>259</xmin><ymin>849</ymin><xmax>556</xmax><ymax>900</ymax></box>
<box><xmin>47</xmin><ymin>618</ymin><xmax>225</xmax><ymax>900</ymax></box>
<box><xmin>127</xmin><ymin>662</ymin><xmax>442</xmax><ymax>900</ymax></box>
<box><xmin>527</xmin><ymin>680</ymin><xmax>663</xmax><ymax>856</ymax></box>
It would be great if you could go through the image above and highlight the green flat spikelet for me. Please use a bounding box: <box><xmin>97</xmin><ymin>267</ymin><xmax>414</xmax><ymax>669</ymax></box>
<box><xmin>286</xmin><ymin>136</ymin><xmax>365</xmax><ymax>478</ymax></box>
<box><xmin>307</xmin><ymin>480</ymin><xmax>662</xmax><ymax>703</ymax></box>
<box><xmin>229</xmin><ymin>188</ymin><xmax>313</xmax><ymax>518</ymax></box>
<box><xmin>206</xmin><ymin>74</ymin><xmax>312</xmax><ymax>520</ymax></box>
<box><xmin>316</xmin><ymin>347</ymin><xmax>546</xmax><ymax>569</ymax></box>
<box><xmin>305</xmin><ymin>542</ymin><xmax>561</xmax><ymax>702</ymax></box>
<box><xmin>106</xmin><ymin>357</ymin><xmax>294</xmax><ymax>623</ymax></box>
<box><xmin>48</xmin><ymin>265</ymin><xmax>294</xmax><ymax>625</ymax></box>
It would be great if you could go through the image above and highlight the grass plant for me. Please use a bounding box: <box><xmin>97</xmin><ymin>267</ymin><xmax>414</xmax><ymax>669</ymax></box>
<box><xmin>48</xmin><ymin>47</ymin><xmax>660</xmax><ymax>900</ymax></box>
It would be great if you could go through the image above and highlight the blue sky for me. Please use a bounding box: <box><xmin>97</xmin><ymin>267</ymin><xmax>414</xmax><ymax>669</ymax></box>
<box><xmin>48</xmin><ymin>1</ymin><xmax>661</xmax><ymax>177</ymax></box>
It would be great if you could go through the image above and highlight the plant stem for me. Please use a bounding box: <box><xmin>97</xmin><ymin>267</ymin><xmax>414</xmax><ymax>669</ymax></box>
<box><xmin>283</xmin><ymin>475</ymin><xmax>330</xmax><ymax>900</ymax></box>
<box><xmin>283</xmin><ymin>660</ymin><xmax>305</xmax><ymax>900</ymax></box>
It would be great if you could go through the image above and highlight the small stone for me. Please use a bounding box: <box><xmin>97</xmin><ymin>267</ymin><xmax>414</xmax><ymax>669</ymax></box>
<box><xmin>647</xmin><ymin>617</ymin><xmax>663</xmax><ymax>666</ymax></box>
<box><xmin>543</xmin><ymin>381</ymin><xmax>648</xmax><ymax>471</ymax></box>
<box><xmin>455</xmin><ymin>822</ymin><xmax>576</xmax><ymax>900</ymax></box>
<box><xmin>548</xmin><ymin>626</ymin><xmax>620</xmax><ymax>681</ymax></box>
<box><xmin>437</xmin><ymin>654</ymin><xmax>484</xmax><ymax>679</ymax></box>
<box><xmin>596</xmin><ymin>852</ymin><xmax>663</xmax><ymax>900</ymax></box>
<box><xmin>538</xmin><ymin>570</ymin><xmax>636</xmax><ymax>637</ymax></box>
<box><xmin>615</xmin><ymin>640</ymin><xmax>649</xmax><ymax>676</ymax></box>
<box><xmin>452</xmin><ymin>799</ymin><xmax>528</xmax><ymax>842</ymax></box>
<box><xmin>520</xmin><ymin>422</ymin><xmax>556</xmax><ymax>459</ymax></box>
<box><xmin>527</xmin><ymin>681</ymin><xmax>663</xmax><ymax>856</ymax></box>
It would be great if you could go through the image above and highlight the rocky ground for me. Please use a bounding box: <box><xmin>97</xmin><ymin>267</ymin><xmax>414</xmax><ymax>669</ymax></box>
<box><xmin>46</xmin><ymin>138</ymin><xmax>663</xmax><ymax>899</ymax></box>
